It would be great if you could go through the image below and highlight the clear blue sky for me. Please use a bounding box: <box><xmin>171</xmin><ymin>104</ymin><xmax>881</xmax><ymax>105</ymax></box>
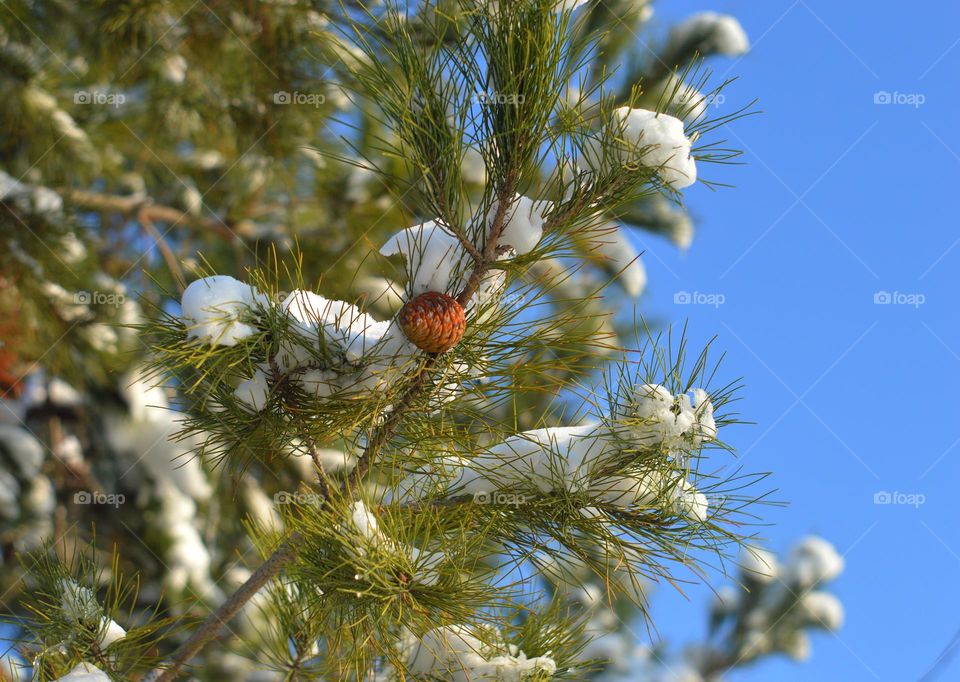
<box><xmin>635</xmin><ymin>1</ymin><xmax>960</xmax><ymax>679</ymax></box>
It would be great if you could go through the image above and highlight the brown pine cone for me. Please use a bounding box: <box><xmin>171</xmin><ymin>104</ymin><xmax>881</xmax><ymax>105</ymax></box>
<box><xmin>398</xmin><ymin>291</ymin><xmax>466</xmax><ymax>354</ymax></box>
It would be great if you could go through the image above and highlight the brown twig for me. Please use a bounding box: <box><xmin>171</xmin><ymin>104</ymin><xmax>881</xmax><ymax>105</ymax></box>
<box><xmin>62</xmin><ymin>189</ymin><xmax>236</xmax><ymax>240</ymax></box>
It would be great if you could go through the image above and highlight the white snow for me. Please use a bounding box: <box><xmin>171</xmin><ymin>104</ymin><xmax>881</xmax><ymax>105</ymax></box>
<box><xmin>456</xmin><ymin>422</ymin><xmax>615</xmax><ymax>497</ymax></box>
<box><xmin>180</xmin><ymin>275</ymin><xmax>267</xmax><ymax>346</ymax></box>
<box><xmin>783</xmin><ymin>535</ymin><xmax>844</xmax><ymax>586</ymax></box>
<box><xmin>53</xmin><ymin>662</ymin><xmax>111</xmax><ymax>682</ymax></box>
<box><xmin>0</xmin><ymin>423</ymin><xmax>45</xmax><ymax>476</ymax></box>
<box><xmin>348</xmin><ymin>501</ymin><xmax>443</xmax><ymax>586</ymax></box>
<box><xmin>671</xmin><ymin>12</ymin><xmax>749</xmax><ymax>56</ymax></box>
<box><xmin>381</xmin><ymin>220</ymin><xmax>470</xmax><ymax>297</ymax></box>
<box><xmin>407</xmin><ymin>624</ymin><xmax>557</xmax><ymax>681</ymax></box>
<box><xmin>593</xmin><ymin>222</ymin><xmax>647</xmax><ymax>296</ymax></box>
<box><xmin>495</xmin><ymin>195</ymin><xmax>551</xmax><ymax>255</ymax></box>
<box><xmin>739</xmin><ymin>545</ymin><xmax>778</xmax><ymax>583</ymax></box>
<box><xmin>58</xmin><ymin>579</ymin><xmax>127</xmax><ymax>647</ymax></box>
<box><xmin>234</xmin><ymin>369</ymin><xmax>270</xmax><ymax>412</ymax></box>
<box><xmin>799</xmin><ymin>591</ymin><xmax>844</xmax><ymax>631</ymax></box>
<box><xmin>613</xmin><ymin>107</ymin><xmax>697</xmax><ymax>190</ymax></box>
<box><xmin>280</xmin><ymin>290</ymin><xmax>390</xmax><ymax>363</ymax></box>
<box><xmin>616</xmin><ymin>383</ymin><xmax>717</xmax><ymax>451</ymax></box>
<box><xmin>712</xmin><ymin>585</ymin><xmax>740</xmax><ymax>614</ymax></box>
<box><xmin>782</xmin><ymin>631</ymin><xmax>811</xmax><ymax>661</ymax></box>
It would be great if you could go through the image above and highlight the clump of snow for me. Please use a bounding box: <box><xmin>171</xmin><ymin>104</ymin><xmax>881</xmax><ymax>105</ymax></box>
<box><xmin>592</xmin><ymin>222</ymin><xmax>647</xmax><ymax>297</ymax></box>
<box><xmin>234</xmin><ymin>369</ymin><xmax>271</xmax><ymax>412</ymax></box>
<box><xmin>348</xmin><ymin>501</ymin><xmax>444</xmax><ymax>586</ymax></box>
<box><xmin>445</xmin><ymin>421</ymin><xmax>709</xmax><ymax>522</ymax></box>
<box><xmin>0</xmin><ymin>423</ymin><xmax>45</xmax><ymax>477</ymax></box>
<box><xmin>650</xmin><ymin>75</ymin><xmax>711</xmax><ymax>123</ymax></box>
<box><xmin>180</xmin><ymin>275</ymin><xmax>267</xmax><ymax>346</ymax></box>
<box><xmin>53</xmin><ymin>662</ymin><xmax>111</xmax><ymax>682</ymax></box>
<box><xmin>407</xmin><ymin>624</ymin><xmax>557</xmax><ymax>681</ymax></box>
<box><xmin>0</xmin><ymin>170</ymin><xmax>64</xmax><ymax>217</ymax></box>
<box><xmin>798</xmin><ymin>591</ymin><xmax>844</xmax><ymax>631</ymax></box>
<box><xmin>671</xmin><ymin>12</ymin><xmax>749</xmax><ymax>57</ymax></box>
<box><xmin>58</xmin><ymin>578</ymin><xmax>127</xmax><ymax>647</ymax></box>
<box><xmin>456</xmin><ymin>423</ymin><xmax>615</xmax><ymax>497</ymax></box>
<box><xmin>613</xmin><ymin>107</ymin><xmax>697</xmax><ymax>190</ymax></box>
<box><xmin>783</xmin><ymin>536</ymin><xmax>844</xmax><ymax>586</ymax></box>
<box><xmin>381</xmin><ymin>220</ymin><xmax>471</xmax><ymax>297</ymax></box>
<box><xmin>591</xmin><ymin>468</ymin><xmax>709</xmax><ymax>522</ymax></box>
<box><xmin>740</xmin><ymin>545</ymin><xmax>778</xmax><ymax>583</ymax></box>
<box><xmin>616</xmin><ymin>383</ymin><xmax>717</xmax><ymax>451</ymax></box>
<box><xmin>494</xmin><ymin>195</ymin><xmax>551</xmax><ymax>255</ymax></box>
<box><xmin>281</xmin><ymin>290</ymin><xmax>390</xmax><ymax>364</ymax></box>
<box><xmin>712</xmin><ymin>585</ymin><xmax>740</xmax><ymax>615</ymax></box>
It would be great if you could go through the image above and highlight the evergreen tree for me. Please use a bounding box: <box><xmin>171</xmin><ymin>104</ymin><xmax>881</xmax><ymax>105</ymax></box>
<box><xmin>0</xmin><ymin>1</ymin><xmax>844</xmax><ymax>680</ymax></box>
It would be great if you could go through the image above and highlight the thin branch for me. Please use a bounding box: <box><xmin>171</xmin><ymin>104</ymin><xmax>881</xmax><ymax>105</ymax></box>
<box><xmin>62</xmin><ymin>189</ymin><xmax>236</xmax><ymax>240</ymax></box>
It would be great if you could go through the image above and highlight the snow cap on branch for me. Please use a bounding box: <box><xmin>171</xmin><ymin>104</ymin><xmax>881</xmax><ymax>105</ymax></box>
<box><xmin>671</xmin><ymin>12</ymin><xmax>749</xmax><ymax>56</ymax></box>
<box><xmin>53</xmin><ymin>663</ymin><xmax>111</xmax><ymax>682</ymax></box>
<box><xmin>180</xmin><ymin>275</ymin><xmax>267</xmax><ymax>346</ymax></box>
<box><xmin>280</xmin><ymin>289</ymin><xmax>390</xmax><ymax>363</ymax></box>
<box><xmin>739</xmin><ymin>545</ymin><xmax>778</xmax><ymax>583</ymax></box>
<box><xmin>783</xmin><ymin>536</ymin><xmax>844</xmax><ymax>586</ymax></box>
<box><xmin>798</xmin><ymin>591</ymin><xmax>844</xmax><ymax>631</ymax></box>
<box><xmin>613</xmin><ymin>107</ymin><xmax>698</xmax><ymax>190</ymax></box>
<box><xmin>616</xmin><ymin>383</ymin><xmax>717</xmax><ymax>451</ymax></box>
<box><xmin>494</xmin><ymin>195</ymin><xmax>551</xmax><ymax>256</ymax></box>
<box><xmin>348</xmin><ymin>501</ymin><xmax>443</xmax><ymax>586</ymax></box>
<box><xmin>58</xmin><ymin>578</ymin><xmax>127</xmax><ymax>647</ymax></box>
<box><xmin>381</xmin><ymin>221</ymin><xmax>468</xmax><ymax>297</ymax></box>
<box><xmin>407</xmin><ymin>624</ymin><xmax>557</xmax><ymax>681</ymax></box>
<box><xmin>593</xmin><ymin>222</ymin><xmax>647</xmax><ymax>296</ymax></box>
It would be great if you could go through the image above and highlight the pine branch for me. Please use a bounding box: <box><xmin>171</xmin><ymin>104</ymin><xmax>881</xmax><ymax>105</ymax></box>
<box><xmin>143</xmin><ymin>167</ymin><xmax>521</xmax><ymax>680</ymax></box>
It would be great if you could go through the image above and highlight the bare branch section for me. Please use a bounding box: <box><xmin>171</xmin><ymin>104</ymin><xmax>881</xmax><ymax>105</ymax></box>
<box><xmin>62</xmin><ymin>189</ymin><xmax>236</xmax><ymax>240</ymax></box>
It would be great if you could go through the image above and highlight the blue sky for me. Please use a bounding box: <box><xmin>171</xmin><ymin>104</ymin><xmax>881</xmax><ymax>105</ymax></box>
<box><xmin>633</xmin><ymin>1</ymin><xmax>960</xmax><ymax>679</ymax></box>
